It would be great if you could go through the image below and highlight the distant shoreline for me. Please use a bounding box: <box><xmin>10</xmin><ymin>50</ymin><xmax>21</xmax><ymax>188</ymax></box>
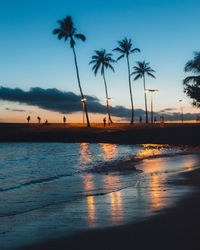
<box><xmin>0</xmin><ymin>122</ymin><xmax>200</xmax><ymax>145</ymax></box>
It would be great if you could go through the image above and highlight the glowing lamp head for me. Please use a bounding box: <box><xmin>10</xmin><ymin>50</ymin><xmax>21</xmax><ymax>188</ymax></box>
<box><xmin>81</xmin><ymin>98</ymin><xmax>87</xmax><ymax>102</ymax></box>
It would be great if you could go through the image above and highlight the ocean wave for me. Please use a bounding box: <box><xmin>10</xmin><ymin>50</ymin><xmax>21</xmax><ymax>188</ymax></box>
<box><xmin>86</xmin><ymin>150</ymin><xmax>193</xmax><ymax>174</ymax></box>
<box><xmin>0</xmin><ymin>173</ymin><xmax>72</xmax><ymax>193</ymax></box>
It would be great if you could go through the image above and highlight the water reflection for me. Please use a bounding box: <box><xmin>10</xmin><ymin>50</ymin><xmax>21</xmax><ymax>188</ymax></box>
<box><xmin>136</xmin><ymin>144</ymin><xmax>169</xmax><ymax>159</ymax></box>
<box><xmin>138</xmin><ymin>157</ymin><xmax>170</xmax><ymax>214</ymax></box>
<box><xmin>110</xmin><ymin>191</ymin><xmax>123</xmax><ymax>224</ymax></box>
<box><xmin>104</xmin><ymin>175</ymin><xmax>123</xmax><ymax>224</ymax></box>
<box><xmin>79</xmin><ymin>143</ymin><xmax>92</xmax><ymax>163</ymax></box>
<box><xmin>99</xmin><ymin>143</ymin><xmax>118</xmax><ymax>160</ymax></box>
<box><xmin>82</xmin><ymin>174</ymin><xmax>94</xmax><ymax>191</ymax></box>
<box><xmin>149</xmin><ymin>174</ymin><xmax>167</xmax><ymax>211</ymax></box>
<box><xmin>87</xmin><ymin>196</ymin><xmax>96</xmax><ymax>227</ymax></box>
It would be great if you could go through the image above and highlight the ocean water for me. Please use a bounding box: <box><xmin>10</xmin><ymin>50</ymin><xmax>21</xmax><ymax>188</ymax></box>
<box><xmin>0</xmin><ymin>143</ymin><xmax>199</xmax><ymax>249</ymax></box>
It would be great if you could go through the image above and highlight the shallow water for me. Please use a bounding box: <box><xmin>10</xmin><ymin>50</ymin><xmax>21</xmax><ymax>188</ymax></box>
<box><xmin>0</xmin><ymin>143</ymin><xmax>199</xmax><ymax>249</ymax></box>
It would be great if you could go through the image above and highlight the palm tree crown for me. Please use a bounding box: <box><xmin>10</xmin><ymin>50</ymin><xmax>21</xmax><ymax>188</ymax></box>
<box><xmin>183</xmin><ymin>51</ymin><xmax>200</xmax><ymax>86</ymax></box>
<box><xmin>89</xmin><ymin>49</ymin><xmax>115</xmax><ymax>75</ymax></box>
<box><xmin>131</xmin><ymin>61</ymin><xmax>155</xmax><ymax>80</ymax></box>
<box><xmin>53</xmin><ymin>16</ymin><xmax>86</xmax><ymax>48</ymax></box>
<box><xmin>113</xmin><ymin>37</ymin><xmax>140</xmax><ymax>60</ymax></box>
<box><xmin>89</xmin><ymin>49</ymin><xmax>115</xmax><ymax>123</ymax></box>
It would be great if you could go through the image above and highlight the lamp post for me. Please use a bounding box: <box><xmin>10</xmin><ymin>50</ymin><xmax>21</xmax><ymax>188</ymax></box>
<box><xmin>145</xmin><ymin>89</ymin><xmax>158</xmax><ymax>123</ymax></box>
<box><xmin>179</xmin><ymin>99</ymin><xmax>183</xmax><ymax>123</ymax></box>
<box><xmin>105</xmin><ymin>97</ymin><xmax>112</xmax><ymax>124</ymax></box>
<box><xmin>81</xmin><ymin>98</ymin><xmax>87</xmax><ymax>125</ymax></box>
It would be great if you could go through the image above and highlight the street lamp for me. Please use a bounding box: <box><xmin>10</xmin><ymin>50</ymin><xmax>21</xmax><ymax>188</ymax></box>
<box><xmin>81</xmin><ymin>98</ymin><xmax>87</xmax><ymax>125</ymax></box>
<box><xmin>179</xmin><ymin>99</ymin><xmax>183</xmax><ymax>123</ymax></box>
<box><xmin>145</xmin><ymin>89</ymin><xmax>158</xmax><ymax>123</ymax></box>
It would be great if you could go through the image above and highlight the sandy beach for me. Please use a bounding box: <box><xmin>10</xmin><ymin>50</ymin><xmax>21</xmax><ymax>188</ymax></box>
<box><xmin>1</xmin><ymin>122</ymin><xmax>200</xmax><ymax>145</ymax></box>
<box><xmin>1</xmin><ymin>124</ymin><xmax>200</xmax><ymax>250</ymax></box>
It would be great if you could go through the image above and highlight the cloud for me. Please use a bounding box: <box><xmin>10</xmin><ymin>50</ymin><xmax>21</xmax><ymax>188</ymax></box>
<box><xmin>159</xmin><ymin>108</ymin><xmax>175</xmax><ymax>113</ymax></box>
<box><xmin>0</xmin><ymin>86</ymin><xmax>133</xmax><ymax>118</ymax></box>
<box><xmin>5</xmin><ymin>108</ymin><xmax>26</xmax><ymax>112</ymax></box>
<box><xmin>0</xmin><ymin>86</ymin><xmax>198</xmax><ymax>121</ymax></box>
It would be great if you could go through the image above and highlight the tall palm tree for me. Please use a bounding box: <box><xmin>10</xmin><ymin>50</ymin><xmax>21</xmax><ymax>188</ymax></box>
<box><xmin>89</xmin><ymin>49</ymin><xmax>115</xmax><ymax>124</ymax></box>
<box><xmin>131</xmin><ymin>61</ymin><xmax>156</xmax><ymax>123</ymax></box>
<box><xmin>113</xmin><ymin>38</ymin><xmax>140</xmax><ymax>124</ymax></box>
<box><xmin>53</xmin><ymin>15</ymin><xmax>90</xmax><ymax>127</ymax></box>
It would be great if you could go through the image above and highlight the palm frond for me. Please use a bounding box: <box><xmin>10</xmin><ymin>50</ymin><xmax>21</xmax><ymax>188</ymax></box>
<box><xmin>117</xmin><ymin>54</ymin><xmax>125</xmax><ymax>61</ymax></box>
<box><xmin>147</xmin><ymin>72</ymin><xmax>156</xmax><ymax>78</ymax></box>
<box><xmin>131</xmin><ymin>48</ymin><xmax>141</xmax><ymax>53</ymax></box>
<box><xmin>75</xmin><ymin>34</ymin><xmax>86</xmax><ymax>41</ymax></box>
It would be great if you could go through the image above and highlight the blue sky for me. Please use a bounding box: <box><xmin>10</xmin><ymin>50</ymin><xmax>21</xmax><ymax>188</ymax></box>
<box><xmin>0</xmin><ymin>0</ymin><xmax>200</xmax><ymax>122</ymax></box>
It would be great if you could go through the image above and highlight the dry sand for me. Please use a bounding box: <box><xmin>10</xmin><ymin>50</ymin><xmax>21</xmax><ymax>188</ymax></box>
<box><xmin>1</xmin><ymin>122</ymin><xmax>200</xmax><ymax>145</ymax></box>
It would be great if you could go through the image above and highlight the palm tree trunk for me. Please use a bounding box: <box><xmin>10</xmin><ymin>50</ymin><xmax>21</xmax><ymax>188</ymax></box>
<box><xmin>143</xmin><ymin>75</ymin><xmax>148</xmax><ymax>123</ymax></box>
<box><xmin>72</xmin><ymin>46</ymin><xmax>90</xmax><ymax>127</ymax></box>
<box><xmin>102</xmin><ymin>71</ymin><xmax>113</xmax><ymax>124</ymax></box>
<box><xmin>126</xmin><ymin>55</ymin><xmax>134</xmax><ymax>124</ymax></box>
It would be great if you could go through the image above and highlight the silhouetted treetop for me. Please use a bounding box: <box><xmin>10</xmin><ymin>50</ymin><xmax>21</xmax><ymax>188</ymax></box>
<box><xmin>89</xmin><ymin>49</ymin><xmax>115</xmax><ymax>75</ymax></box>
<box><xmin>53</xmin><ymin>16</ymin><xmax>86</xmax><ymax>48</ymax></box>
<box><xmin>131</xmin><ymin>61</ymin><xmax>156</xmax><ymax>81</ymax></box>
<box><xmin>183</xmin><ymin>51</ymin><xmax>200</xmax><ymax>107</ymax></box>
<box><xmin>113</xmin><ymin>37</ymin><xmax>140</xmax><ymax>60</ymax></box>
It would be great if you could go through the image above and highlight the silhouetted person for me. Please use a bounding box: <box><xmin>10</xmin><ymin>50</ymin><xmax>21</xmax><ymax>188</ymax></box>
<box><xmin>103</xmin><ymin>117</ymin><xmax>106</xmax><ymax>127</ymax></box>
<box><xmin>37</xmin><ymin>116</ymin><xmax>41</xmax><ymax>124</ymax></box>
<box><xmin>45</xmin><ymin>119</ymin><xmax>48</xmax><ymax>125</ymax></box>
<box><xmin>63</xmin><ymin>116</ymin><xmax>66</xmax><ymax>124</ymax></box>
<box><xmin>139</xmin><ymin>116</ymin><xmax>142</xmax><ymax>123</ymax></box>
<box><xmin>154</xmin><ymin>116</ymin><xmax>157</xmax><ymax>123</ymax></box>
<box><xmin>27</xmin><ymin>116</ymin><xmax>30</xmax><ymax>124</ymax></box>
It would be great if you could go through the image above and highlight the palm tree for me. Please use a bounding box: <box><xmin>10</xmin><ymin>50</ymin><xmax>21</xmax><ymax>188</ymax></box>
<box><xmin>183</xmin><ymin>51</ymin><xmax>200</xmax><ymax>86</ymax></box>
<box><xmin>131</xmin><ymin>61</ymin><xmax>156</xmax><ymax>123</ymax></box>
<box><xmin>113</xmin><ymin>38</ymin><xmax>140</xmax><ymax>124</ymax></box>
<box><xmin>53</xmin><ymin>15</ymin><xmax>90</xmax><ymax>127</ymax></box>
<box><xmin>89</xmin><ymin>49</ymin><xmax>115</xmax><ymax>124</ymax></box>
<box><xmin>183</xmin><ymin>52</ymin><xmax>200</xmax><ymax>107</ymax></box>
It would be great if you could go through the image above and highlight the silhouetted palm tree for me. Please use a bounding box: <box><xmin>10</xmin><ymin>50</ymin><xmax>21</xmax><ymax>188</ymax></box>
<box><xmin>113</xmin><ymin>38</ymin><xmax>140</xmax><ymax>124</ymax></box>
<box><xmin>183</xmin><ymin>52</ymin><xmax>200</xmax><ymax>107</ymax></box>
<box><xmin>183</xmin><ymin>51</ymin><xmax>200</xmax><ymax>85</ymax></box>
<box><xmin>131</xmin><ymin>61</ymin><xmax>155</xmax><ymax>123</ymax></box>
<box><xmin>53</xmin><ymin>15</ymin><xmax>90</xmax><ymax>127</ymax></box>
<box><xmin>89</xmin><ymin>49</ymin><xmax>115</xmax><ymax>124</ymax></box>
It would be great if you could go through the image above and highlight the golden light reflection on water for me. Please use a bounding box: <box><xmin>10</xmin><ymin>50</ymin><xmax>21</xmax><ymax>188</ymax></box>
<box><xmin>87</xmin><ymin>196</ymin><xmax>96</xmax><ymax>227</ymax></box>
<box><xmin>110</xmin><ymin>191</ymin><xmax>123</xmax><ymax>224</ymax></box>
<box><xmin>104</xmin><ymin>175</ymin><xmax>123</xmax><ymax>223</ymax></box>
<box><xmin>149</xmin><ymin>174</ymin><xmax>167</xmax><ymax>211</ymax></box>
<box><xmin>139</xmin><ymin>157</ymin><xmax>169</xmax><ymax>213</ymax></box>
<box><xmin>99</xmin><ymin>143</ymin><xmax>118</xmax><ymax>160</ymax></box>
<box><xmin>81</xmin><ymin>174</ymin><xmax>96</xmax><ymax>227</ymax></box>
<box><xmin>136</xmin><ymin>144</ymin><xmax>169</xmax><ymax>159</ymax></box>
<box><xmin>79</xmin><ymin>143</ymin><xmax>92</xmax><ymax>163</ymax></box>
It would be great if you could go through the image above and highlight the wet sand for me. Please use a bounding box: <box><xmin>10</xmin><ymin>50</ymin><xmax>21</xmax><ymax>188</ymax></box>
<box><xmin>1</xmin><ymin>122</ymin><xmax>200</xmax><ymax>145</ymax></box>
<box><xmin>16</xmin><ymin>168</ymin><xmax>200</xmax><ymax>250</ymax></box>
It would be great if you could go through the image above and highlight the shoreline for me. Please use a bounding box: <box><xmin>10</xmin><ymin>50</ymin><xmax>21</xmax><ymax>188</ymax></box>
<box><xmin>1</xmin><ymin>122</ymin><xmax>200</xmax><ymax>145</ymax></box>
<box><xmin>16</xmin><ymin>167</ymin><xmax>200</xmax><ymax>250</ymax></box>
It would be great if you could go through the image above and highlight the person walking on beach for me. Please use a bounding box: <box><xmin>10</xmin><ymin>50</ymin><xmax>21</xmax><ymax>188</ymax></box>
<box><xmin>37</xmin><ymin>116</ymin><xmax>41</xmax><ymax>124</ymax></box>
<box><xmin>103</xmin><ymin>117</ymin><xmax>106</xmax><ymax>127</ymax></box>
<box><xmin>63</xmin><ymin>116</ymin><xmax>66</xmax><ymax>124</ymax></box>
<box><xmin>27</xmin><ymin>116</ymin><xmax>30</xmax><ymax>124</ymax></box>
